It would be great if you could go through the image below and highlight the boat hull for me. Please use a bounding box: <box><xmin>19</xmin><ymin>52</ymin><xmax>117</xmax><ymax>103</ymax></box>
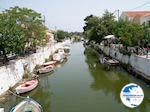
<box><xmin>10</xmin><ymin>97</ymin><xmax>43</xmax><ymax>112</ymax></box>
<box><xmin>53</xmin><ymin>53</ymin><xmax>64</xmax><ymax>62</ymax></box>
<box><xmin>104</xmin><ymin>58</ymin><xmax>119</xmax><ymax>66</ymax></box>
<box><xmin>42</xmin><ymin>61</ymin><xmax>56</xmax><ymax>67</ymax></box>
<box><xmin>15</xmin><ymin>79</ymin><xmax>38</xmax><ymax>94</ymax></box>
<box><xmin>37</xmin><ymin>65</ymin><xmax>54</xmax><ymax>74</ymax></box>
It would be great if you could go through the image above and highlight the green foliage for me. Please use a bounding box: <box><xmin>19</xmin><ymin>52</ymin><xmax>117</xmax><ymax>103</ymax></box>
<box><xmin>0</xmin><ymin>6</ymin><xmax>47</xmax><ymax>63</ymax></box>
<box><xmin>0</xmin><ymin>9</ymin><xmax>26</xmax><ymax>62</ymax></box>
<box><xmin>56</xmin><ymin>30</ymin><xmax>70</xmax><ymax>40</ymax></box>
<box><xmin>45</xmin><ymin>55</ymin><xmax>53</xmax><ymax>62</ymax></box>
<box><xmin>83</xmin><ymin>10</ymin><xmax>150</xmax><ymax>48</ymax></box>
<box><xmin>119</xmin><ymin>49</ymin><xmax>131</xmax><ymax>56</ymax></box>
<box><xmin>114</xmin><ymin>20</ymin><xmax>145</xmax><ymax>47</ymax></box>
<box><xmin>70</xmin><ymin>32</ymin><xmax>83</xmax><ymax>42</ymax></box>
<box><xmin>83</xmin><ymin>10</ymin><xmax>115</xmax><ymax>43</ymax></box>
<box><xmin>34</xmin><ymin>64</ymin><xmax>42</xmax><ymax>70</ymax></box>
<box><xmin>49</xmin><ymin>55</ymin><xmax>53</xmax><ymax>61</ymax></box>
<box><xmin>45</xmin><ymin>58</ymin><xmax>50</xmax><ymax>62</ymax></box>
<box><xmin>23</xmin><ymin>70</ymin><xmax>32</xmax><ymax>78</ymax></box>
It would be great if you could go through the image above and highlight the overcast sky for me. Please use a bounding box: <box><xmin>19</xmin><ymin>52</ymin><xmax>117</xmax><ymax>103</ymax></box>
<box><xmin>0</xmin><ymin>0</ymin><xmax>150</xmax><ymax>32</ymax></box>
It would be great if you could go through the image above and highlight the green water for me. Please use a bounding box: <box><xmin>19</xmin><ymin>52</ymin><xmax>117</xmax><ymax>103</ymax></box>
<box><xmin>1</xmin><ymin>42</ymin><xmax>150</xmax><ymax>112</ymax></box>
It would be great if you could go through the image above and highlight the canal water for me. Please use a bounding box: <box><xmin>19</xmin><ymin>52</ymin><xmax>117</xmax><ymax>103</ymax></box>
<box><xmin>0</xmin><ymin>42</ymin><xmax>150</xmax><ymax>112</ymax></box>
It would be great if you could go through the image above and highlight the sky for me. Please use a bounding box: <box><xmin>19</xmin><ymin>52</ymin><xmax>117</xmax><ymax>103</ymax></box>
<box><xmin>0</xmin><ymin>0</ymin><xmax>150</xmax><ymax>32</ymax></box>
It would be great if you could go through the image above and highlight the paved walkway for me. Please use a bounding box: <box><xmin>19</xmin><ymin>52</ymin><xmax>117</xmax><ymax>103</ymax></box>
<box><xmin>138</xmin><ymin>55</ymin><xmax>150</xmax><ymax>59</ymax></box>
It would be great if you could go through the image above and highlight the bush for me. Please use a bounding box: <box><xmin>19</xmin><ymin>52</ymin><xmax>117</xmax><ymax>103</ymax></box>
<box><xmin>119</xmin><ymin>49</ymin><xmax>131</xmax><ymax>56</ymax></box>
<box><xmin>45</xmin><ymin>58</ymin><xmax>49</xmax><ymax>62</ymax></box>
<box><xmin>23</xmin><ymin>70</ymin><xmax>32</xmax><ymax>79</ymax></box>
<box><xmin>34</xmin><ymin>64</ymin><xmax>42</xmax><ymax>70</ymax></box>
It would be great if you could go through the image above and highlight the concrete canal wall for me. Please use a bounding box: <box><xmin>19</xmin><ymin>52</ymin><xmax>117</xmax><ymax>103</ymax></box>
<box><xmin>0</xmin><ymin>42</ymin><xmax>66</xmax><ymax>96</ymax></box>
<box><xmin>99</xmin><ymin>45</ymin><xmax>150</xmax><ymax>81</ymax></box>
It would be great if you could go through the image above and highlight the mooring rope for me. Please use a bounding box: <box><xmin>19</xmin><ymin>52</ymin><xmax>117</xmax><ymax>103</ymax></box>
<box><xmin>8</xmin><ymin>89</ymin><xmax>27</xmax><ymax>99</ymax></box>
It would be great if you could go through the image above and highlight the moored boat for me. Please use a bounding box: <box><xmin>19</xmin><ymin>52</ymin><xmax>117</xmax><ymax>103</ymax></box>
<box><xmin>63</xmin><ymin>52</ymin><xmax>71</xmax><ymax>57</ymax></box>
<box><xmin>63</xmin><ymin>45</ymin><xmax>70</xmax><ymax>53</ymax></box>
<box><xmin>42</xmin><ymin>60</ymin><xmax>57</xmax><ymax>67</ymax></box>
<box><xmin>63</xmin><ymin>45</ymin><xmax>70</xmax><ymax>50</ymax></box>
<box><xmin>37</xmin><ymin>65</ymin><xmax>54</xmax><ymax>74</ymax></box>
<box><xmin>104</xmin><ymin>57</ymin><xmax>119</xmax><ymax>66</ymax></box>
<box><xmin>53</xmin><ymin>53</ymin><xmax>64</xmax><ymax>62</ymax></box>
<box><xmin>58</xmin><ymin>48</ymin><xmax>65</xmax><ymax>55</ymax></box>
<box><xmin>10</xmin><ymin>97</ymin><xmax>43</xmax><ymax>112</ymax></box>
<box><xmin>15</xmin><ymin>79</ymin><xmax>38</xmax><ymax>94</ymax></box>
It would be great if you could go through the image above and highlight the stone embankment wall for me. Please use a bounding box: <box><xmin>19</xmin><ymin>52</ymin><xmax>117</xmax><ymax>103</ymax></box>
<box><xmin>99</xmin><ymin>45</ymin><xmax>150</xmax><ymax>81</ymax></box>
<box><xmin>0</xmin><ymin>42</ymin><xmax>67</xmax><ymax>95</ymax></box>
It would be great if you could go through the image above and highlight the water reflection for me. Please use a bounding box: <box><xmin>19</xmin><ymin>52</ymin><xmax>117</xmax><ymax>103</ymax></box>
<box><xmin>84</xmin><ymin>47</ymin><xmax>150</xmax><ymax>112</ymax></box>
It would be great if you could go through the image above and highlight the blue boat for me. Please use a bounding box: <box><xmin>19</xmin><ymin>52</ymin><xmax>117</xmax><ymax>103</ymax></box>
<box><xmin>10</xmin><ymin>97</ymin><xmax>43</xmax><ymax>112</ymax></box>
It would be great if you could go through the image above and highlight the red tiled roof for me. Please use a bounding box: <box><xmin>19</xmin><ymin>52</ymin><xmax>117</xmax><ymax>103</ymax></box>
<box><xmin>123</xmin><ymin>11</ymin><xmax>150</xmax><ymax>17</ymax></box>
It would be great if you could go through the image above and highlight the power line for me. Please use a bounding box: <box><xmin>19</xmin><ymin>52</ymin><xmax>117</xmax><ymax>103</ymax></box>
<box><xmin>130</xmin><ymin>2</ymin><xmax>150</xmax><ymax>10</ymax></box>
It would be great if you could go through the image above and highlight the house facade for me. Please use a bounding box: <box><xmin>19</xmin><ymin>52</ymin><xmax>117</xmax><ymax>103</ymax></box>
<box><xmin>46</xmin><ymin>30</ymin><xmax>55</xmax><ymax>43</ymax></box>
<box><xmin>120</xmin><ymin>11</ymin><xmax>150</xmax><ymax>26</ymax></box>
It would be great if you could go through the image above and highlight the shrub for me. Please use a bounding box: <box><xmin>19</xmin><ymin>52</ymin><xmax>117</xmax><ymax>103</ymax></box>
<box><xmin>119</xmin><ymin>49</ymin><xmax>131</xmax><ymax>56</ymax></box>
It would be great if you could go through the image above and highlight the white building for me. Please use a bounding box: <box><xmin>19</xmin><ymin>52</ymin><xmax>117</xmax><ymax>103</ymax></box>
<box><xmin>120</xmin><ymin>11</ymin><xmax>150</xmax><ymax>26</ymax></box>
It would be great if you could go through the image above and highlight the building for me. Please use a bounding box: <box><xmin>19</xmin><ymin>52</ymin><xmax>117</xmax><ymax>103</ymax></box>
<box><xmin>120</xmin><ymin>11</ymin><xmax>150</xmax><ymax>26</ymax></box>
<box><xmin>46</xmin><ymin>30</ymin><xmax>55</xmax><ymax>44</ymax></box>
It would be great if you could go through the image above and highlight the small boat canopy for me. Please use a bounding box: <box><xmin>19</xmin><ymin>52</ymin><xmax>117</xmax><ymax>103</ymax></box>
<box><xmin>104</xmin><ymin>35</ymin><xmax>115</xmax><ymax>39</ymax></box>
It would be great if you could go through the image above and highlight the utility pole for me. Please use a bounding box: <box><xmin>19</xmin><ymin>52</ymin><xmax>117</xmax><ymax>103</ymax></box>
<box><xmin>117</xmin><ymin>9</ymin><xmax>120</xmax><ymax>21</ymax></box>
<box><xmin>113</xmin><ymin>9</ymin><xmax>120</xmax><ymax>21</ymax></box>
<box><xmin>55</xmin><ymin>26</ymin><xmax>57</xmax><ymax>40</ymax></box>
<box><xmin>43</xmin><ymin>15</ymin><xmax>45</xmax><ymax>26</ymax></box>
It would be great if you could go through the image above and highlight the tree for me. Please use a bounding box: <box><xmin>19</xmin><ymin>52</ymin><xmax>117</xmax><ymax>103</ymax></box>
<box><xmin>4</xmin><ymin>6</ymin><xmax>47</xmax><ymax>48</ymax></box>
<box><xmin>83</xmin><ymin>10</ymin><xmax>116</xmax><ymax>43</ymax></box>
<box><xmin>0</xmin><ymin>11</ymin><xmax>26</xmax><ymax>63</ymax></box>
<box><xmin>83</xmin><ymin>15</ymin><xmax>101</xmax><ymax>42</ymax></box>
<box><xmin>0</xmin><ymin>6</ymin><xmax>47</xmax><ymax>63</ymax></box>
<box><xmin>56</xmin><ymin>30</ymin><xmax>70</xmax><ymax>40</ymax></box>
<box><xmin>83</xmin><ymin>10</ymin><xmax>150</xmax><ymax>52</ymax></box>
<box><xmin>114</xmin><ymin>20</ymin><xmax>145</xmax><ymax>47</ymax></box>
<box><xmin>101</xmin><ymin>10</ymin><xmax>115</xmax><ymax>35</ymax></box>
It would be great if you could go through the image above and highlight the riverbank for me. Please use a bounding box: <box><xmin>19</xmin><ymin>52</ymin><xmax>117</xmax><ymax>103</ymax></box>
<box><xmin>0</xmin><ymin>40</ymin><xmax>71</xmax><ymax>97</ymax></box>
<box><xmin>86</xmin><ymin>42</ymin><xmax>150</xmax><ymax>83</ymax></box>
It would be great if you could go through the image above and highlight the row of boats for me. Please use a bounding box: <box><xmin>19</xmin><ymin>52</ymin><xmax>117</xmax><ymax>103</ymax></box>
<box><xmin>10</xmin><ymin>45</ymin><xmax>71</xmax><ymax>112</ymax></box>
<box><xmin>37</xmin><ymin>47</ymin><xmax>70</xmax><ymax>74</ymax></box>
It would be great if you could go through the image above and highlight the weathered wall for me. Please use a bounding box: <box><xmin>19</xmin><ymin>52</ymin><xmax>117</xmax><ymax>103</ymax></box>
<box><xmin>0</xmin><ymin>41</ymin><xmax>67</xmax><ymax>95</ymax></box>
<box><xmin>129</xmin><ymin>55</ymin><xmax>150</xmax><ymax>78</ymax></box>
<box><xmin>99</xmin><ymin>45</ymin><xmax>150</xmax><ymax>79</ymax></box>
<box><xmin>0</xmin><ymin>60</ymin><xmax>24</xmax><ymax>95</ymax></box>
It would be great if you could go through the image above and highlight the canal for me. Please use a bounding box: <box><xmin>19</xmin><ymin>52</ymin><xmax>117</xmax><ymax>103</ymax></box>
<box><xmin>0</xmin><ymin>42</ymin><xmax>150</xmax><ymax>112</ymax></box>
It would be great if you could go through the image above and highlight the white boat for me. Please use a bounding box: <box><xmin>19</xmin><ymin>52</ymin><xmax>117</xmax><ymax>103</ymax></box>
<box><xmin>42</xmin><ymin>61</ymin><xmax>57</xmax><ymax>67</ymax></box>
<box><xmin>64</xmin><ymin>52</ymin><xmax>70</xmax><ymax>57</ymax></box>
<box><xmin>10</xmin><ymin>97</ymin><xmax>43</xmax><ymax>112</ymax></box>
<box><xmin>53</xmin><ymin>53</ymin><xmax>64</xmax><ymax>62</ymax></box>
<box><xmin>104</xmin><ymin>57</ymin><xmax>119</xmax><ymax>66</ymax></box>
<box><xmin>58</xmin><ymin>48</ymin><xmax>65</xmax><ymax>55</ymax></box>
<box><xmin>63</xmin><ymin>44</ymin><xmax>70</xmax><ymax>49</ymax></box>
<box><xmin>63</xmin><ymin>45</ymin><xmax>70</xmax><ymax>53</ymax></box>
<box><xmin>37</xmin><ymin>65</ymin><xmax>54</xmax><ymax>74</ymax></box>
